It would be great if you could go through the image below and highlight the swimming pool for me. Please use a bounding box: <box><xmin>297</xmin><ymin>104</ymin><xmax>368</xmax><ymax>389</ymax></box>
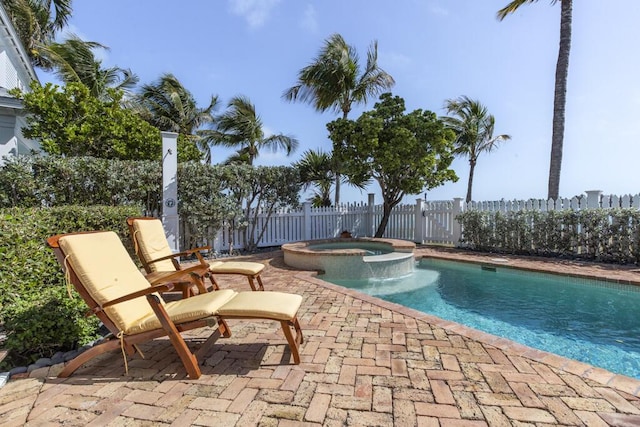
<box><xmin>321</xmin><ymin>258</ymin><xmax>640</xmax><ymax>379</ymax></box>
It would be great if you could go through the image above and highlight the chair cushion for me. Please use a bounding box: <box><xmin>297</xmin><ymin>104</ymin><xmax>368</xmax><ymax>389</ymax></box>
<box><xmin>216</xmin><ymin>291</ymin><xmax>302</xmax><ymax>321</ymax></box>
<box><xmin>208</xmin><ymin>261</ymin><xmax>265</xmax><ymax>275</ymax></box>
<box><xmin>59</xmin><ymin>232</ymin><xmax>156</xmax><ymax>333</ymax></box>
<box><xmin>127</xmin><ymin>289</ymin><xmax>238</xmax><ymax>334</ymax></box>
<box><xmin>132</xmin><ymin>219</ymin><xmax>177</xmax><ymax>273</ymax></box>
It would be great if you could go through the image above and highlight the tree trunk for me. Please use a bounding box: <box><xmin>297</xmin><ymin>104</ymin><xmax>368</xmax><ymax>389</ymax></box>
<box><xmin>466</xmin><ymin>158</ymin><xmax>476</xmax><ymax>204</ymax></box>
<box><xmin>334</xmin><ymin>109</ymin><xmax>350</xmax><ymax>206</ymax></box>
<box><xmin>547</xmin><ymin>0</ymin><xmax>572</xmax><ymax>200</ymax></box>
<box><xmin>374</xmin><ymin>202</ymin><xmax>394</xmax><ymax>237</ymax></box>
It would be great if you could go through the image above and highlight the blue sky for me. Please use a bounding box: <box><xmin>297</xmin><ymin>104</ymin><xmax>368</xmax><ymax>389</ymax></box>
<box><xmin>45</xmin><ymin>0</ymin><xmax>640</xmax><ymax>204</ymax></box>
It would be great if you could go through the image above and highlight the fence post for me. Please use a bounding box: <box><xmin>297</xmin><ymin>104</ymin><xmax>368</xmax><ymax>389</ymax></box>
<box><xmin>303</xmin><ymin>201</ymin><xmax>312</xmax><ymax>240</ymax></box>
<box><xmin>585</xmin><ymin>190</ymin><xmax>602</xmax><ymax>209</ymax></box>
<box><xmin>161</xmin><ymin>131</ymin><xmax>179</xmax><ymax>253</ymax></box>
<box><xmin>213</xmin><ymin>230</ymin><xmax>223</xmax><ymax>253</ymax></box>
<box><xmin>452</xmin><ymin>197</ymin><xmax>464</xmax><ymax>246</ymax></box>
<box><xmin>367</xmin><ymin>193</ymin><xmax>375</xmax><ymax>237</ymax></box>
<box><xmin>414</xmin><ymin>198</ymin><xmax>424</xmax><ymax>243</ymax></box>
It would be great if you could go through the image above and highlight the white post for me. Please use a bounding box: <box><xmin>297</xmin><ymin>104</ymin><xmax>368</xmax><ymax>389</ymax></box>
<box><xmin>585</xmin><ymin>190</ymin><xmax>602</xmax><ymax>209</ymax></box>
<box><xmin>452</xmin><ymin>197</ymin><xmax>464</xmax><ymax>246</ymax></box>
<box><xmin>414</xmin><ymin>198</ymin><xmax>425</xmax><ymax>244</ymax></box>
<box><xmin>367</xmin><ymin>193</ymin><xmax>375</xmax><ymax>237</ymax></box>
<box><xmin>303</xmin><ymin>201</ymin><xmax>312</xmax><ymax>240</ymax></box>
<box><xmin>161</xmin><ymin>132</ymin><xmax>179</xmax><ymax>253</ymax></box>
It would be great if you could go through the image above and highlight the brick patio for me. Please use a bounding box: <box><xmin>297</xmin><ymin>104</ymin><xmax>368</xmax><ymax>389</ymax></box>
<box><xmin>2</xmin><ymin>247</ymin><xmax>640</xmax><ymax>426</ymax></box>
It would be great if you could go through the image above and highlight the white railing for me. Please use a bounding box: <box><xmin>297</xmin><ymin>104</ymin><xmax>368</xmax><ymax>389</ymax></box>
<box><xmin>199</xmin><ymin>190</ymin><xmax>640</xmax><ymax>253</ymax></box>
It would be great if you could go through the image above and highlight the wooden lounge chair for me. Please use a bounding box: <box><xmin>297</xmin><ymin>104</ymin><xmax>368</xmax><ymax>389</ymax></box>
<box><xmin>47</xmin><ymin>230</ymin><xmax>303</xmax><ymax>379</ymax></box>
<box><xmin>127</xmin><ymin>217</ymin><xmax>266</xmax><ymax>294</ymax></box>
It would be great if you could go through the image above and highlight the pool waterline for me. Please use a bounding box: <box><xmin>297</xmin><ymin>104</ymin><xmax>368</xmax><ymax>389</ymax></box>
<box><xmin>320</xmin><ymin>257</ymin><xmax>640</xmax><ymax>379</ymax></box>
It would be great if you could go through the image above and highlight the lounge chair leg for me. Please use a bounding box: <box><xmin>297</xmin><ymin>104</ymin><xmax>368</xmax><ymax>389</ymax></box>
<box><xmin>147</xmin><ymin>294</ymin><xmax>201</xmax><ymax>379</ymax></box>
<box><xmin>207</xmin><ymin>273</ymin><xmax>220</xmax><ymax>291</ymax></box>
<box><xmin>217</xmin><ymin>318</ymin><xmax>232</xmax><ymax>338</ymax></box>
<box><xmin>280</xmin><ymin>319</ymin><xmax>301</xmax><ymax>364</ymax></box>
<box><xmin>255</xmin><ymin>275</ymin><xmax>265</xmax><ymax>291</ymax></box>
<box><xmin>190</xmin><ymin>274</ymin><xmax>209</xmax><ymax>295</ymax></box>
<box><xmin>59</xmin><ymin>339</ymin><xmax>122</xmax><ymax>378</ymax></box>
<box><xmin>293</xmin><ymin>317</ymin><xmax>304</xmax><ymax>345</ymax></box>
<box><xmin>182</xmin><ymin>284</ymin><xmax>196</xmax><ymax>299</ymax></box>
<box><xmin>194</xmin><ymin>328</ymin><xmax>224</xmax><ymax>361</ymax></box>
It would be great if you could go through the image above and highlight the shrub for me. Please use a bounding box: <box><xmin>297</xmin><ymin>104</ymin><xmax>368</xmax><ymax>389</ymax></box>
<box><xmin>0</xmin><ymin>205</ymin><xmax>141</xmax><ymax>368</ymax></box>
<box><xmin>457</xmin><ymin>208</ymin><xmax>640</xmax><ymax>264</ymax></box>
<box><xmin>0</xmin><ymin>155</ymin><xmax>162</xmax><ymax>212</ymax></box>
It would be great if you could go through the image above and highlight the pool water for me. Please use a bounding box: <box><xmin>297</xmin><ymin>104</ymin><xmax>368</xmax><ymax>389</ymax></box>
<box><xmin>323</xmin><ymin>258</ymin><xmax>640</xmax><ymax>379</ymax></box>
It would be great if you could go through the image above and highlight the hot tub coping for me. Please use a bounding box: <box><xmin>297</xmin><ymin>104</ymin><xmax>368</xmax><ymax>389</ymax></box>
<box><xmin>281</xmin><ymin>238</ymin><xmax>416</xmax><ymax>257</ymax></box>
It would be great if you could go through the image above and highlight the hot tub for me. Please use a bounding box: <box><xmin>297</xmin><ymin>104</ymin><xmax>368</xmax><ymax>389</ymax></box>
<box><xmin>281</xmin><ymin>238</ymin><xmax>416</xmax><ymax>280</ymax></box>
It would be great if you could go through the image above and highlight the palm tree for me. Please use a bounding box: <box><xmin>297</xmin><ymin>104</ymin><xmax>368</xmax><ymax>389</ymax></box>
<box><xmin>202</xmin><ymin>95</ymin><xmax>298</xmax><ymax>165</ymax></box>
<box><xmin>41</xmin><ymin>35</ymin><xmax>138</xmax><ymax>100</ymax></box>
<box><xmin>283</xmin><ymin>33</ymin><xmax>395</xmax><ymax>204</ymax></box>
<box><xmin>498</xmin><ymin>0</ymin><xmax>572</xmax><ymax>200</ymax></box>
<box><xmin>442</xmin><ymin>96</ymin><xmax>511</xmax><ymax>203</ymax></box>
<box><xmin>295</xmin><ymin>149</ymin><xmax>335</xmax><ymax>207</ymax></box>
<box><xmin>134</xmin><ymin>73</ymin><xmax>218</xmax><ymax>162</ymax></box>
<box><xmin>3</xmin><ymin>0</ymin><xmax>73</xmax><ymax>68</ymax></box>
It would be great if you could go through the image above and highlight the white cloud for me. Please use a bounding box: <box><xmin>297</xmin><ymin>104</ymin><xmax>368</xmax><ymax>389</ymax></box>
<box><xmin>228</xmin><ymin>0</ymin><xmax>282</xmax><ymax>29</ymax></box>
<box><xmin>429</xmin><ymin>3</ymin><xmax>449</xmax><ymax>17</ymax></box>
<box><xmin>382</xmin><ymin>51</ymin><xmax>412</xmax><ymax>69</ymax></box>
<box><xmin>300</xmin><ymin>4</ymin><xmax>318</xmax><ymax>33</ymax></box>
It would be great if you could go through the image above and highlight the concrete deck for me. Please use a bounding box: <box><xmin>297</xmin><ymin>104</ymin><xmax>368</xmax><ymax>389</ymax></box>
<box><xmin>2</xmin><ymin>247</ymin><xmax>640</xmax><ymax>426</ymax></box>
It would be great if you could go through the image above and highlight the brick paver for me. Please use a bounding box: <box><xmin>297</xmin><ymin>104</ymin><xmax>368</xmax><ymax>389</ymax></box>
<box><xmin>2</xmin><ymin>247</ymin><xmax>640</xmax><ymax>425</ymax></box>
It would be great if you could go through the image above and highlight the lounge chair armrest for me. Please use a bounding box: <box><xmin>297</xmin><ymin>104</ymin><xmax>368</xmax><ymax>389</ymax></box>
<box><xmin>146</xmin><ymin>252</ymin><xmax>187</xmax><ymax>264</ymax></box>
<box><xmin>146</xmin><ymin>264</ymin><xmax>210</xmax><ymax>286</ymax></box>
<box><xmin>146</xmin><ymin>245</ymin><xmax>212</xmax><ymax>265</ymax></box>
<box><xmin>183</xmin><ymin>246</ymin><xmax>211</xmax><ymax>263</ymax></box>
<box><xmin>102</xmin><ymin>283</ymin><xmax>176</xmax><ymax>308</ymax></box>
<box><xmin>183</xmin><ymin>246</ymin><xmax>211</xmax><ymax>255</ymax></box>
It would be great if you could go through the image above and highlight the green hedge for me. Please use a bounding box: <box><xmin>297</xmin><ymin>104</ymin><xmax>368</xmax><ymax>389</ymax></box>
<box><xmin>0</xmin><ymin>155</ymin><xmax>162</xmax><ymax>212</ymax></box>
<box><xmin>0</xmin><ymin>156</ymin><xmax>301</xmax><ymax>252</ymax></box>
<box><xmin>457</xmin><ymin>209</ymin><xmax>640</xmax><ymax>263</ymax></box>
<box><xmin>0</xmin><ymin>205</ymin><xmax>141</xmax><ymax>368</ymax></box>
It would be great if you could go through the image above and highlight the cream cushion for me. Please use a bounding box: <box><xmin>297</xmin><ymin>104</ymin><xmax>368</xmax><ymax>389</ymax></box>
<box><xmin>216</xmin><ymin>292</ymin><xmax>302</xmax><ymax>321</ymax></box>
<box><xmin>127</xmin><ymin>289</ymin><xmax>237</xmax><ymax>335</ymax></box>
<box><xmin>209</xmin><ymin>261</ymin><xmax>264</xmax><ymax>275</ymax></box>
<box><xmin>60</xmin><ymin>232</ymin><xmax>159</xmax><ymax>333</ymax></box>
<box><xmin>132</xmin><ymin>219</ymin><xmax>176</xmax><ymax>272</ymax></box>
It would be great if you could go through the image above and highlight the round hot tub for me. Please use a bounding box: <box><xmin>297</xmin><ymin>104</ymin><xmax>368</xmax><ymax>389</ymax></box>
<box><xmin>282</xmin><ymin>238</ymin><xmax>416</xmax><ymax>280</ymax></box>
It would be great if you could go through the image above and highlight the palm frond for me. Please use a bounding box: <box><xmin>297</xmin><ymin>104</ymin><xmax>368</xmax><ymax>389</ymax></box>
<box><xmin>496</xmin><ymin>0</ymin><xmax>557</xmax><ymax>21</ymax></box>
<box><xmin>283</xmin><ymin>33</ymin><xmax>394</xmax><ymax>119</ymax></box>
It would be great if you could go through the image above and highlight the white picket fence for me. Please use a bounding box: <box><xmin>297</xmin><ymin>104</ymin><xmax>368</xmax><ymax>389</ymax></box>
<box><xmin>203</xmin><ymin>190</ymin><xmax>640</xmax><ymax>253</ymax></box>
<box><xmin>210</xmin><ymin>196</ymin><xmax>418</xmax><ymax>252</ymax></box>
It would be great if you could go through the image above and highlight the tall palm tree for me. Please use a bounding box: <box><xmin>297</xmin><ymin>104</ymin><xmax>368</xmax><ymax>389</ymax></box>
<box><xmin>442</xmin><ymin>96</ymin><xmax>511</xmax><ymax>203</ymax></box>
<box><xmin>202</xmin><ymin>95</ymin><xmax>298</xmax><ymax>165</ymax></box>
<box><xmin>41</xmin><ymin>35</ymin><xmax>138</xmax><ymax>100</ymax></box>
<box><xmin>3</xmin><ymin>0</ymin><xmax>73</xmax><ymax>68</ymax></box>
<box><xmin>295</xmin><ymin>149</ymin><xmax>335</xmax><ymax>207</ymax></box>
<box><xmin>498</xmin><ymin>0</ymin><xmax>572</xmax><ymax>200</ymax></box>
<box><xmin>134</xmin><ymin>73</ymin><xmax>218</xmax><ymax>162</ymax></box>
<box><xmin>283</xmin><ymin>33</ymin><xmax>395</xmax><ymax>204</ymax></box>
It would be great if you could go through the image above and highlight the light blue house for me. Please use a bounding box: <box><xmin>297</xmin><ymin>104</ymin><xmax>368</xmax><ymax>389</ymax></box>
<box><xmin>0</xmin><ymin>3</ymin><xmax>40</xmax><ymax>161</ymax></box>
